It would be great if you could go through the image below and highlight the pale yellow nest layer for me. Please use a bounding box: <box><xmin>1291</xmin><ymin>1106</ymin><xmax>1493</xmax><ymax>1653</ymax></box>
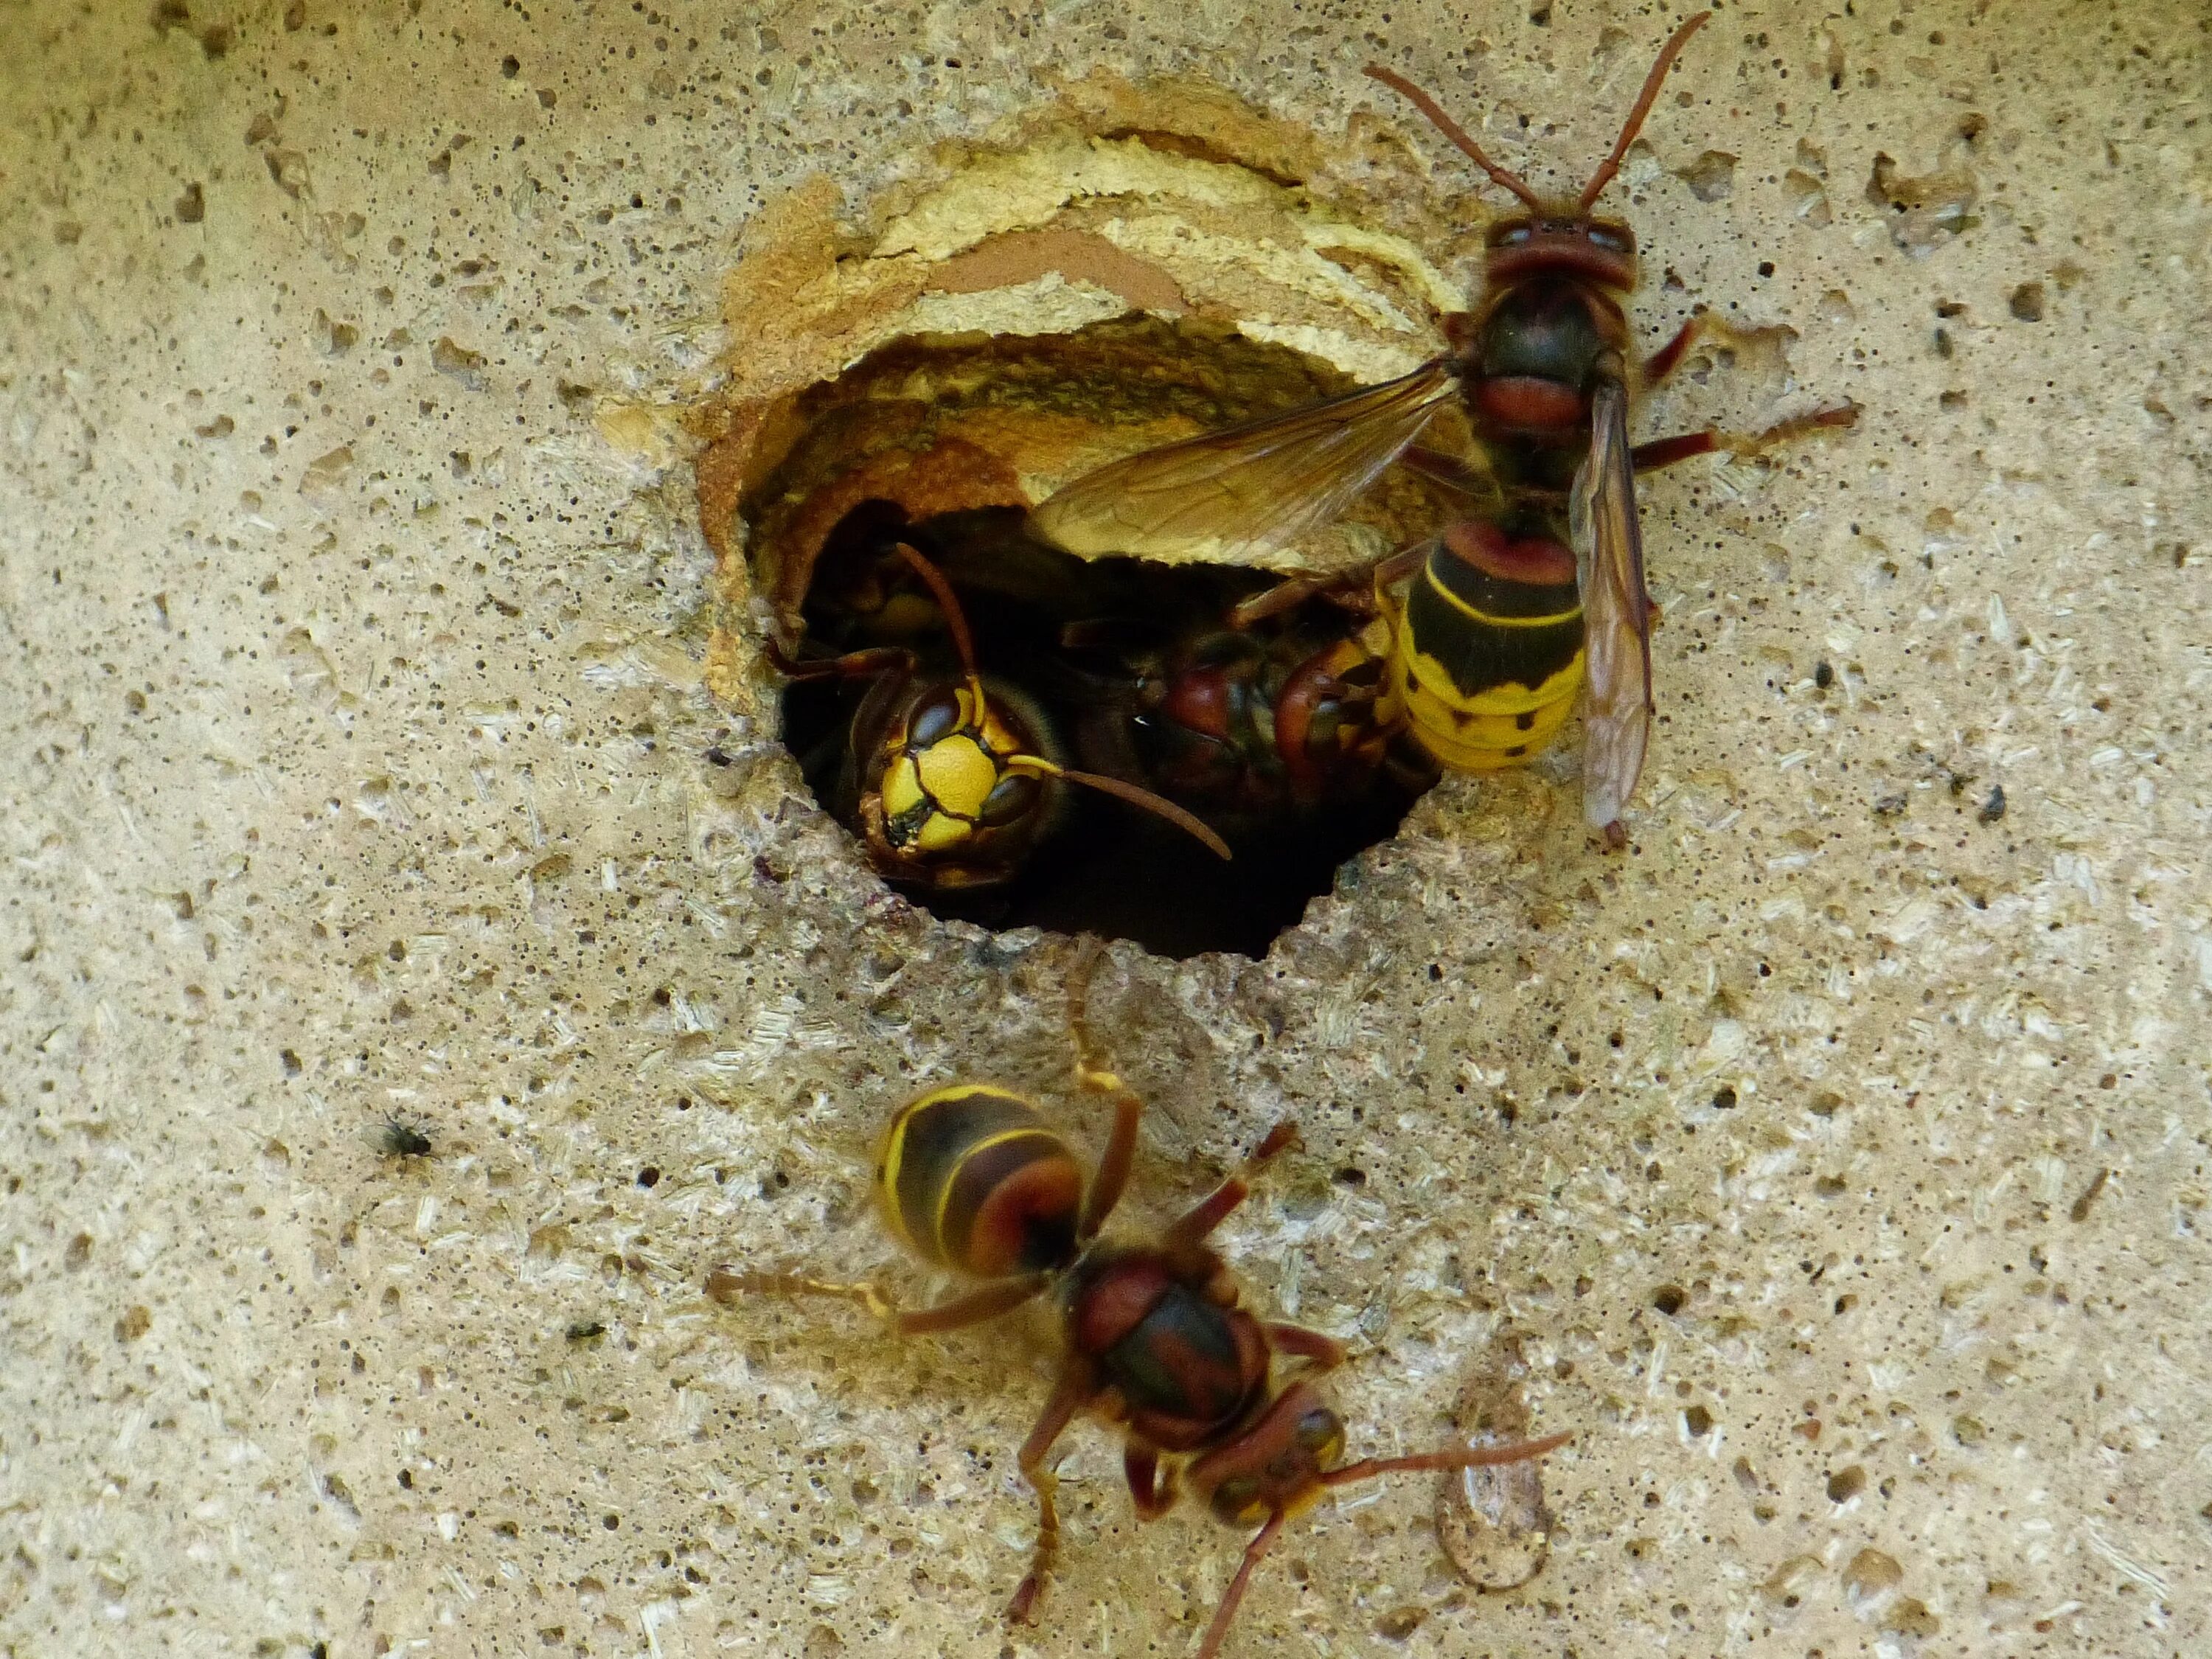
<box><xmin>2</xmin><ymin>3</ymin><xmax>2209</xmax><ymax>1658</ymax></box>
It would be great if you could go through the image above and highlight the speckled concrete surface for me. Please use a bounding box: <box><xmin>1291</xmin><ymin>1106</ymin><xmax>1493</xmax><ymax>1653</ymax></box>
<box><xmin>4</xmin><ymin>3</ymin><xmax>2209</xmax><ymax>1658</ymax></box>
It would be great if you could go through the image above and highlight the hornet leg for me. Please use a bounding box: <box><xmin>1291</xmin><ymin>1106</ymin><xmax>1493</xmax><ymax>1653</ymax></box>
<box><xmin>1066</xmin><ymin>938</ymin><xmax>1145</xmax><ymax>1240</ymax></box>
<box><xmin>1164</xmin><ymin>1121</ymin><xmax>1300</xmax><ymax>1252</ymax></box>
<box><xmin>704</xmin><ymin>1268</ymin><xmax>1049</xmax><ymax>1337</ymax></box>
<box><xmin>1004</xmin><ymin>1357</ymin><xmax>1100</xmax><ymax>1625</ymax></box>
<box><xmin>1632</xmin><ymin>403</ymin><xmax>1860</xmax><ymax>473</ymax></box>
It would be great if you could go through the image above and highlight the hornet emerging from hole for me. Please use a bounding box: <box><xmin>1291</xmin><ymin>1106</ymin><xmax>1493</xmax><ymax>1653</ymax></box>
<box><xmin>1032</xmin><ymin>11</ymin><xmax>1855</xmax><ymax>839</ymax></box>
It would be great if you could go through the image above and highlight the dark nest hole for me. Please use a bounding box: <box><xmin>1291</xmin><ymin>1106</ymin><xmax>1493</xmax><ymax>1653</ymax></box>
<box><xmin>727</xmin><ymin>316</ymin><xmax>1474</xmax><ymax>958</ymax></box>
<box><xmin>778</xmin><ymin>503</ymin><xmax>1433</xmax><ymax>958</ymax></box>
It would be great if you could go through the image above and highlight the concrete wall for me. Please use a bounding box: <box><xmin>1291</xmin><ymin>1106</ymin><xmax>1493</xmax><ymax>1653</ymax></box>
<box><xmin>3</xmin><ymin>1</ymin><xmax>2207</xmax><ymax>1655</ymax></box>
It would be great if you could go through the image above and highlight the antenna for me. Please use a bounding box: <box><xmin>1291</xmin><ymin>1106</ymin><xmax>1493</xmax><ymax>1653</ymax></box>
<box><xmin>1576</xmin><ymin>11</ymin><xmax>1711</xmax><ymax>211</ymax></box>
<box><xmin>1194</xmin><ymin>1512</ymin><xmax>1285</xmax><ymax>1659</ymax></box>
<box><xmin>1363</xmin><ymin>64</ymin><xmax>1542</xmax><ymax>211</ymax></box>
<box><xmin>1195</xmin><ymin>1430</ymin><xmax>1571</xmax><ymax>1659</ymax></box>
<box><xmin>888</xmin><ymin>540</ymin><xmax>985</xmax><ymax>706</ymax></box>
<box><xmin>1317</xmin><ymin>1428</ymin><xmax>1573</xmax><ymax>1488</ymax></box>
<box><xmin>1367</xmin><ymin>13</ymin><xmax>1712</xmax><ymax>216</ymax></box>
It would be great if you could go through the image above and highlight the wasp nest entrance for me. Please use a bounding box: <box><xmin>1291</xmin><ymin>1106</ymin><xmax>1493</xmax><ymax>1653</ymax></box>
<box><xmin>734</xmin><ymin>317</ymin><xmax>1470</xmax><ymax>958</ymax></box>
<box><xmin>686</xmin><ymin>89</ymin><xmax>1478</xmax><ymax>956</ymax></box>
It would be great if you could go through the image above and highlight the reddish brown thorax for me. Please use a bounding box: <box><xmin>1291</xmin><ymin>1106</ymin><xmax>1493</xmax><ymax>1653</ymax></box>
<box><xmin>1158</xmin><ymin>661</ymin><xmax>1237</xmax><ymax>743</ymax></box>
<box><xmin>1448</xmin><ymin>219</ymin><xmax>1638</xmax><ymax>443</ymax></box>
<box><xmin>1065</xmin><ymin>1248</ymin><xmax>1273</xmax><ymax>1453</ymax></box>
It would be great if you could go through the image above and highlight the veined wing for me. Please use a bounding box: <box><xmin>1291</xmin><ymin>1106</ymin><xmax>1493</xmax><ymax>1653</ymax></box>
<box><xmin>1569</xmin><ymin>375</ymin><xmax>1655</xmax><ymax>832</ymax></box>
<box><xmin>1031</xmin><ymin>360</ymin><xmax>1460</xmax><ymax>565</ymax></box>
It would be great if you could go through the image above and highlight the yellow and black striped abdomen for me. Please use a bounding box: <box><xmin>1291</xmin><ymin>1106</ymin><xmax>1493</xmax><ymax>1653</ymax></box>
<box><xmin>1388</xmin><ymin>522</ymin><xmax>1585</xmax><ymax>773</ymax></box>
<box><xmin>876</xmin><ymin>1085</ymin><xmax>1083</xmax><ymax>1279</ymax></box>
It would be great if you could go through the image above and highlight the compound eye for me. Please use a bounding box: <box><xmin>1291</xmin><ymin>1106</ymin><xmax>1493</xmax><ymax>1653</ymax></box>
<box><xmin>907</xmin><ymin>686</ymin><xmax>964</xmax><ymax>748</ymax></box>
<box><xmin>978</xmin><ymin>771</ymin><xmax>1040</xmax><ymax>827</ymax></box>
<box><xmin>1488</xmin><ymin>222</ymin><xmax>1533</xmax><ymax>248</ymax></box>
<box><xmin>1294</xmin><ymin>1407</ymin><xmax>1343</xmax><ymax>1458</ymax></box>
<box><xmin>1210</xmin><ymin>1475</ymin><xmax>1262</xmax><ymax>1523</ymax></box>
<box><xmin>1587</xmin><ymin>225</ymin><xmax>1632</xmax><ymax>254</ymax></box>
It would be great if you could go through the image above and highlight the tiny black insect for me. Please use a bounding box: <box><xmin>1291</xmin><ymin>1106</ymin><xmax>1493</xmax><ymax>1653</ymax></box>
<box><xmin>378</xmin><ymin>1116</ymin><xmax>434</xmax><ymax>1158</ymax></box>
<box><xmin>566</xmin><ymin>1321</ymin><xmax>608</xmax><ymax>1342</ymax></box>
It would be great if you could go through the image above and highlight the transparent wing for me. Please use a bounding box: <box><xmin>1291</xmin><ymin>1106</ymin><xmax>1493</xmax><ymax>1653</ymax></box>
<box><xmin>1570</xmin><ymin>376</ymin><xmax>1654</xmax><ymax>832</ymax></box>
<box><xmin>1030</xmin><ymin>361</ymin><xmax>1460</xmax><ymax>565</ymax></box>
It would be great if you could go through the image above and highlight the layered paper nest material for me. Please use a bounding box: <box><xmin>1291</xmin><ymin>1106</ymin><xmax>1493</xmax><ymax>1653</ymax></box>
<box><xmin>683</xmin><ymin>80</ymin><xmax>1486</xmax><ymax>694</ymax></box>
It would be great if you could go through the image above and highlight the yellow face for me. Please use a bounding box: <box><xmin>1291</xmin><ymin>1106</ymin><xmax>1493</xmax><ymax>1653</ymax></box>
<box><xmin>1189</xmin><ymin>1385</ymin><xmax>1347</xmax><ymax>1527</ymax></box>
<box><xmin>873</xmin><ymin>683</ymin><xmax>1045</xmax><ymax>859</ymax></box>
